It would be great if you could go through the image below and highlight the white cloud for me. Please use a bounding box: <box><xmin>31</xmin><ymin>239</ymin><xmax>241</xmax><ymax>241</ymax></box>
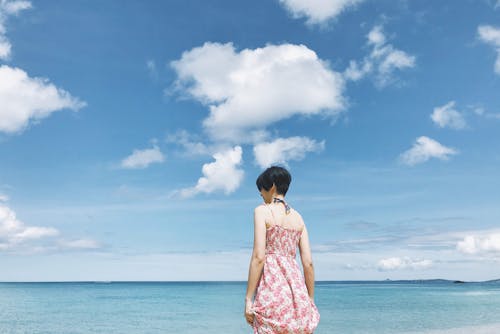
<box><xmin>120</xmin><ymin>144</ymin><xmax>165</xmax><ymax>169</ymax></box>
<box><xmin>0</xmin><ymin>202</ymin><xmax>59</xmax><ymax>250</ymax></box>
<box><xmin>165</xmin><ymin>128</ymin><xmax>263</xmax><ymax>159</ymax></box>
<box><xmin>0</xmin><ymin>0</ymin><xmax>32</xmax><ymax>60</ymax></box>
<box><xmin>472</xmin><ymin>106</ymin><xmax>485</xmax><ymax>116</ymax></box>
<box><xmin>430</xmin><ymin>101</ymin><xmax>467</xmax><ymax>129</ymax></box>
<box><xmin>477</xmin><ymin>25</ymin><xmax>500</xmax><ymax>75</ymax></box>
<box><xmin>165</xmin><ymin>129</ymin><xmax>210</xmax><ymax>156</ymax></box>
<box><xmin>0</xmin><ymin>198</ymin><xmax>102</xmax><ymax>253</ymax></box>
<box><xmin>399</xmin><ymin>136</ymin><xmax>458</xmax><ymax>166</ymax></box>
<box><xmin>171</xmin><ymin>42</ymin><xmax>345</xmax><ymax>143</ymax></box>
<box><xmin>0</xmin><ymin>0</ymin><xmax>30</xmax><ymax>15</ymax></box>
<box><xmin>0</xmin><ymin>193</ymin><xmax>8</xmax><ymax>202</ymax></box>
<box><xmin>457</xmin><ymin>234</ymin><xmax>500</xmax><ymax>255</ymax></box>
<box><xmin>177</xmin><ymin>146</ymin><xmax>244</xmax><ymax>198</ymax></box>
<box><xmin>367</xmin><ymin>24</ymin><xmax>386</xmax><ymax>45</ymax></box>
<box><xmin>146</xmin><ymin>59</ymin><xmax>158</xmax><ymax>79</ymax></box>
<box><xmin>468</xmin><ymin>105</ymin><xmax>500</xmax><ymax>120</ymax></box>
<box><xmin>344</xmin><ymin>59</ymin><xmax>372</xmax><ymax>81</ymax></box>
<box><xmin>377</xmin><ymin>256</ymin><xmax>433</xmax><ymax>271</ymax></box>
<box><xmin>485</xmin><ymin>112</ymin><xmax>500</xmax><ymax>119</ymax></box>
<box><xmin>278</xmin><ymin>0</ymin><xmax>364</xmax><ymax>25</ymax></box>
<box><xmin>393</xmin><ymin>227</ymin><xmax>500</xmax><ymax>257</ymax></box>
<box><xmin>146</xmin><ymin>59</ymin><xmax>155</xmax><ymax>71</ymax></box>
<box><xmin>58</xmin><ymin>238</ymin><xmax>101</xmax><ymax>250</ymax></box>
<box><xmin>0</xmin><ymin>65</ymin><xmax>86</xmax><ymax>134</ymax></box>
<box><xmin>253</xmin><ymin>136</ymin><xmax>325</xmax><ymax>168</ymax></box>
<box><xmin>344</xmin><ymin>25</ymin><xmax>416</xmax><ymax>87</ymax></box>
<box><xmin>12</xmin><ymin>226</ymin><xmax>59</xmax><ymax>241</ymax></box>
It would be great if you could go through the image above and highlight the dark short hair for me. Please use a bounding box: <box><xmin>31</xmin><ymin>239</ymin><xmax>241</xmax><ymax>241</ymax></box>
<box><xmin>256</xmin><ymin>165</ymin><xmax>292</xmax><ymax>196</ymax></box>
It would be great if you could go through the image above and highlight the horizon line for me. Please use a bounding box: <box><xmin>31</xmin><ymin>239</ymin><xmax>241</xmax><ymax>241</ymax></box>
<box><xmin>1</xmin><ymin>278</ymin><xmax>498</xmax><ymax>283</ymax></box>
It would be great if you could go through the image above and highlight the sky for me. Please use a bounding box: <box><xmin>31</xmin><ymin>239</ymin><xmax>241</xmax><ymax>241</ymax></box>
<box><xmin>0</xmin><ymin>0</ymin><xmax>500</xmax><ymax>281</ymax></box>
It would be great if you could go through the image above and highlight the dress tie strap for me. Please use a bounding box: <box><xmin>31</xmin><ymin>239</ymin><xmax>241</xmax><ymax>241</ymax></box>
<box><xmin>273</xmin><ymin>197</ymin><xmax>290</xmax><ymax>214</ymax></box>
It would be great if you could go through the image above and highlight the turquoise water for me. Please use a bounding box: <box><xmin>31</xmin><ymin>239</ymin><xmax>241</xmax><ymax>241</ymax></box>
<box><xmin>0</xmin><ymin>281</ymin><xmax>499</xmax><ymax>333</ymax></box>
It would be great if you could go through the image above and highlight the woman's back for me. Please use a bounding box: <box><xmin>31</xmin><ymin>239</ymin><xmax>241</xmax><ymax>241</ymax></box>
<box><xmin>264</xmin><ymin>203</ymin><xmax>304</xmax><ymax>231</ymax></box>
<box><xmin>264</xmin><ymin>203</ymin><xmax>315</xmax><ymax>273</ymax></box>
<box><xmin>262</xmin><ymin>203</ymin><xmax>303</xmax><ymax>258</ymax></box>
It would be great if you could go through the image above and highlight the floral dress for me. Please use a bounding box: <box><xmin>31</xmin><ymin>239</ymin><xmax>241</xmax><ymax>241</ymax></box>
<box><xmin>251</xmin><ymin>204</ymin><xmax>320</xmax><ymax>333</ymax></box>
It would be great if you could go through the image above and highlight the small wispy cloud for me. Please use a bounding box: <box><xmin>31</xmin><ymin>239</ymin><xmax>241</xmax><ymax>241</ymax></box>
<box><xmin>377</xmin><ymin>256</ymin><xmax>433</xmax><ymax>271</ymax></box>
<box><xmin>58</xmin><ymin>238</ymin><xmax>101</xmax><ymax>250</ymax></box>
<box><xmin>430</xmin><ymin>101</ymin><xmax>467</xmax><ymax>129</ymax></box>
<box><xmin>165</xmin><ymin>129</ymin><xmax>213</xmax><ymax>157</ymax></box>
<box><xmin>484</xmin><ymin>112</ymin><xmax>500</xmax><ymax>119</ymax></box>
<box><xmin>0</xmin><ymin>0</ymin><xmax>32</xmax><ymax>60</ymax></box>
<box><xmin>253</xmin><ymin>136</ymin><xmax>325</xmax><ymax>169</ymax></box>
<box><xmin>312</xmin><ymin>236</ymin><xmax>401</xmax><ymax>253</ymax></box>
<box><xmin>344</xmin><ymin>220</ymin><xmax>379</xmax><ymax>231</ymax></box>
<box><xmin>477</xmin><ymin>25</ymin><xmax>500</xmax><ymax>75</ymax></box>
<box><xmin>146</xmin><ymin>59</ymin><xmax>158</xmax><ymax>79</ymax></box>
<box><xmin>176</xmin><ymin>146</ymin><xmax>244</xmax><ymax>198</ymax></box>
<box><xmin>120</xmin><ymin>143</ymin><xmax>165</xmax><ymax>169</ymax></box>
<box><xmin>344</xmin><ymin>25</ymin><xmax>416</xmax><ymax>87</ymax></box>
<box><xmin>278</xmin><ymin>0</ymin><xmax>364</xmax><ymax>26</ymax></box>
<box><xmin>470</xmin><ymin>105</ymin><xmax>500</xmax><ymax>119</ymax></box>
<box><xmin>399</xmin><ymin>136</ymin><xmax>458</xmax><ymax>166</ymax></box>
<box><xmin>315</xmin><ymin>216</ymin><xmax>473</xmax><ymax>254</ymax></box>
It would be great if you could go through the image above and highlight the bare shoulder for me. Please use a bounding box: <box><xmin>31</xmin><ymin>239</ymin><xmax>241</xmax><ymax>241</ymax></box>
<box><xmin>290</xmin><ymin>207</ymin><xmax>305</xmax><ymax>229</ymax></box>
<box><xmin>290</xmin><ymin>207</ymin><xmax>304</xmax><ymax>221</ymax></box>
<box><xmin>254</xmin><ymin>204</ymin><xmax>267</xmax><ymax>214</ymax></box>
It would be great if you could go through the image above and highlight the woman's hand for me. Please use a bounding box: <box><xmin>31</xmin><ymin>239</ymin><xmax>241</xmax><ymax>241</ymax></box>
<box><xmin>244</xmin><ymin>298</ymin><xmax>255</xmax><ymax>326</ymax></box>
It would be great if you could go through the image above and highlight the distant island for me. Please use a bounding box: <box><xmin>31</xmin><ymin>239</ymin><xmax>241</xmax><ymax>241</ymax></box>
<box><xmin>313</xmin><ymin>278</ymin><xmax>500</xmax><ymax>285</ymax></box>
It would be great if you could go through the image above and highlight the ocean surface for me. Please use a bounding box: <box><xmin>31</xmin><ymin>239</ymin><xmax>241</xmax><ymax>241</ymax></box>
<box><xmin>1</xmin><ymin>280</ymin><xmax>499</xmax><ymax>333</ymax></box>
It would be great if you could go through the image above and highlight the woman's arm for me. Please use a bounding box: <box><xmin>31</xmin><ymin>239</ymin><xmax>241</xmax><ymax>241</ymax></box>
<box><xmin>299</xmin><ymin>224</ymin><xmax>315</xmax><ymax>300</ymax></box>
<box><xmin>245</xmin><ymin>206</ymin><xmax>267</xmax><ymax>301</ymax></box>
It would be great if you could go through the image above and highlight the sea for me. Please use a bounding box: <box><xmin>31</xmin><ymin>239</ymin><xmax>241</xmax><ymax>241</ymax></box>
<box><xmin>1</xmin><ymin>280</ymin><xmax>499</xmax><ymax>334</ymax></box>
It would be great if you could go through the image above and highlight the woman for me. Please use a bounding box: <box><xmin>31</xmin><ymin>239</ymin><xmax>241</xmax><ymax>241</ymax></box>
<box><xmin>244</xmin><ymin>165</ymin><xmax>320</xmax><ymax>333</ymax></box>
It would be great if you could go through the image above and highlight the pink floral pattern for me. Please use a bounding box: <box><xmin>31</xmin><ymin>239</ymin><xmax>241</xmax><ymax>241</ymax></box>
<box><xmin>252</xmin><ymin>224</ymin><xmax>320</xmax><ymax>333</ymax></box>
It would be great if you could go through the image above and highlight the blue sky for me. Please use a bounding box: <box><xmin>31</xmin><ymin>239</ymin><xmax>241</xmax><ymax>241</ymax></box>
<box><xmin>1</xmin><ymin>0</ymin><xmax>500</xmax><ymax>281</ymax></box>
